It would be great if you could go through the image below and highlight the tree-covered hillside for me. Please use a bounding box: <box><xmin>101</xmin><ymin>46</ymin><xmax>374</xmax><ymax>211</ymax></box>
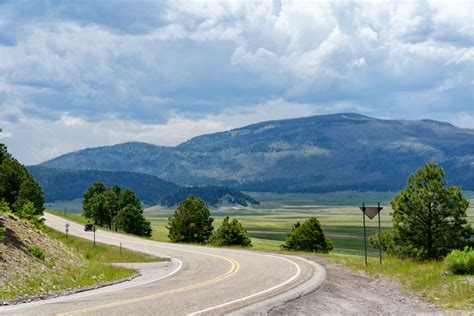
<box><xmin>39</xmin><ymin>113</ymin><xmax>474</xmax><ymax>192</ymax></box>
<box><xmin>159</xmin><ymin>185</ymin><xmax>259</xmax><ymax>207</ymax></box>
<box><xmin>28</xmin><ymin>166</ymin><xmax>259</xmax><ymax>207</ymax></box>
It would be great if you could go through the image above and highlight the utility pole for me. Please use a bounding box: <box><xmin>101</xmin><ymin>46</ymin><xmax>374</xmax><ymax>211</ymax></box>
<box><xmin>362</xmin><ymin>202</ymin><xmax>368</xmax><ymax>267</ymax></box>
<box><xmin>378</xmin><ymin>202</ymin><xmax>382</xmax><ymax>265</ymax></box>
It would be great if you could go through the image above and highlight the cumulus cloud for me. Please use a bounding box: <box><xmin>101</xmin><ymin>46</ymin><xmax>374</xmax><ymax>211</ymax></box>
<box><xmin>0</xmin><ymin>0</ymin><xmax>473</xmax><ymax>163</ymax></box>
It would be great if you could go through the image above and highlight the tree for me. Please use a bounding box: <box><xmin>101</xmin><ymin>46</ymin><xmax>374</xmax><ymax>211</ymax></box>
<box><xmin>115</xmin><ymin>204</ymin><xmax>152</xmax><ymax>237</ymax></box>
<box><xmin>0</xmin><ymin>144</ymin><xmax>44</xmax><ymax>218</ymax></box>
<box><xmin>17</xmin><ymin>201</ymin><xmax>37</xmax><ymax>220</ymax></box>
<box><xmin>104</xmin><ymin>188</ymin><xmax>120</xmax><ymax>230</ymax></box>
<box><xmin>389</xmin><ymin>163</ymin><xmax>472</xmax><ymax>260</ymax></box>
<box><xmin>89</xmin><ymin>193</ymin><xmax>111</xmax><ymax>227</ymax></box>
<box><xmin>168</xmin><ymin>196</ymin><xmax>214</xmax><ymax>243</ymax></box>
<box><xmin>82</xmin><ymin>182</ymin><xmax>106</xmax><ymax>220</ymax></box>
<box><xmin>119</xmin><ymin>188</ymin><xmax>141</xmax><ymax>210</ymax></box>
<box><xmin>281</xmin><ymin>217</ymin><xmax>333</xmax><ymax>253</ymax></box>
<box><xmin>210</xmin><ymin>217</ymin><xmax>252</xmax><ymax>247</ymax></box>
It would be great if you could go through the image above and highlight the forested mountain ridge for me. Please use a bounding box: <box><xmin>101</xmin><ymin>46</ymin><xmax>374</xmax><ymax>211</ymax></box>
<box><xmin>28</xmin><ymin>166</ymin><xmax>258</xmax><ymax>207</ymax></box>
<box><xmin>39</xmin><ymin>113</ymin><xmax>474</xmax><ymax>192</ymax></box>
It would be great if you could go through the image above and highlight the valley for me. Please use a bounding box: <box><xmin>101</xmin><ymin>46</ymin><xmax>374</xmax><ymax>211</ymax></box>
<box><xmin>48</xmin><ymin>191</ymin><xmax>474</xmax><ymax>256</ymax></box>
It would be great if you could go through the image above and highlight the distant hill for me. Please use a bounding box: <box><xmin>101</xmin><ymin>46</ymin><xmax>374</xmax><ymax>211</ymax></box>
<box><xmin>39</xmin><ymin>113</ymin><xmax>474</xmax><ymax>192</ymax></box>
<box><xmin>159</xmin><ymin>185</ymin><xmax>259</xmax><ymax>207</ymax></box>
<box><xmin>28</xmin><ymin>166</ymin><xmax>259</xmax><ymax>207</ymax></box>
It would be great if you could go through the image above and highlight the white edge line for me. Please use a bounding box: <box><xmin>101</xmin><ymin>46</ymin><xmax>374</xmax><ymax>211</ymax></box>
<box><xmin>188</xmin><ymin>254</ymin><xmax>301</xmax><ymax>316</ymax></box>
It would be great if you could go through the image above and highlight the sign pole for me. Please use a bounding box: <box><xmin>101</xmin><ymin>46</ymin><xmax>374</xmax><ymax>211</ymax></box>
<box><xmin>93</xmin><ymin>225</ymin><xmax>96</xmax><ymax>247</ymax></box>
<box><xmin>362</xmin><ymin>202</ymin><xmax>368</xmax><ymax>267</ymax></box>
<box><xmin>378</xmin><ymin>202</ymin><xmax>382</xmax><ymax>265</ymax></box>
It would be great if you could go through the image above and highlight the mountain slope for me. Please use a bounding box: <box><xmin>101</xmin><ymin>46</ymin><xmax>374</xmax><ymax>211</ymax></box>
<box><xmin>28</xmin><ymin>166</ymin><xmax>259</xmax><ymax>207</ymax></box>
<box><xmin>40</xmin><ymin>113</ymin><xmax>474</xmax><ymax>192</ymax></box>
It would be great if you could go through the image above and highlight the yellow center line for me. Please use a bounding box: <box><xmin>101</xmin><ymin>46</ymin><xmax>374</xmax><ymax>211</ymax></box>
<box><xmin>51</xmin><ymin>218</ymin><xmax>241</xmax><ymax>316</ymax></box>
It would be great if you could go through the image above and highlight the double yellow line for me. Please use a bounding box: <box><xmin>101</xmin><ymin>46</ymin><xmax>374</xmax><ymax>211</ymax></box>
<box><xmin>56</xmin><ymin>228</ymin><xmax>240</xmax><ymax>316</ymax></box>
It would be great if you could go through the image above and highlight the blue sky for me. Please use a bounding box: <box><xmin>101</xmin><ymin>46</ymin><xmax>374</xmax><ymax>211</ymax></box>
<box><xmin>0</xmin><ymin>0</ymin><xmax>473</xmax><ymax>164</ymax></box>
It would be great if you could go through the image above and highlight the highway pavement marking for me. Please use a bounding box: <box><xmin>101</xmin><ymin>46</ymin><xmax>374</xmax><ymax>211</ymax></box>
<box><xmin>188</xmin><ymin>254</ymin><xmax>301</xmax><ymax>315</ymax></box>
<box><xmin>46</xmin><ymin>215</ymin><xmax>306</xmax><ymax>316</ymax></box>
<box><xmin>50</xmin><ymin>216</ymin><xmax>240</xmax><ymax>316</ymax></box>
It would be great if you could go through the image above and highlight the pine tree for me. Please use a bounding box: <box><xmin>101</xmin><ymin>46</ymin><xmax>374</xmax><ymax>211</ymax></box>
<box><xmin>391</xmin><ymin>163</ymin><xmax>472</xmax><ymax>259</ymax></box>
<box><xmin>168</xmin><ymin>196</ymin><xmax>214</xmax><ymax>243</ymax></box>
<box><xmin>211</xmin><ymin>217</ymin><xmax>252</xmax><ymax>247</ymax></box>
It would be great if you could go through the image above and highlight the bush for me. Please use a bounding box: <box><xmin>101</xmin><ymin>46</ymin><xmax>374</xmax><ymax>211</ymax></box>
<box><xmin>211</xmin><ymin>217</ymin><xmax>252</xmax><ymax>247</ymax></box>
<box><xmin>281</xmin><ymin>217</ymin><xmax>333</xmax><ymax>253</ymax></box>
<box><xmin>445</xmin><ymin>247</ymin><xmax>474</xmax><ymax>275</ymax></box>
<box><xmin>27</xmin><ymin>244</ymin><xmax>45</xmax><ymax>261</ymax></box>
<box><xmin>0</xmin><ymin>227</ymin><xmax>5</xmax><ymax>242</ymax></box>
<box><xmin>168</xmin><ymin>196</ymin><xmax>214</xmax><ymax>243</ymax></box>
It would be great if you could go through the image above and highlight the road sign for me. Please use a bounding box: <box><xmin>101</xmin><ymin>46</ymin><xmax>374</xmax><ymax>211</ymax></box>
<box><xmin>359</xmin><ymin>206</ymin><xmax>382</xmax><ymax>219</ymax></box>
<box><xmin>360</xmin><ymin>203</ymin><xmax>384</xmax><ymax>266</ymax></box>
<box><xmin>65</xmin><ymin>223</ymin><xmax>70</xmax><ymax>239</ymax></box>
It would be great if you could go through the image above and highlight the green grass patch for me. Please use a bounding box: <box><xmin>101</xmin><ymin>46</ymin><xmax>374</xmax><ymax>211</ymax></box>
<box><xmin>43</xmin><ymin>226</ymin><xmax>166</xmax><ymax>263</ymax></box>
<box><xmin>327</xmin><ymin>253</ymin><xmax>474</xmax><ymax>310</ymax></box>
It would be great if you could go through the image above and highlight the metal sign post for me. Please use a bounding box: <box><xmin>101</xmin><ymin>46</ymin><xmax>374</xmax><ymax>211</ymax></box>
<box><xmin>359</xmin><ymin>203</ymin><xmax>383</xmax><ymax>267</ymax></box>
<box><xmin>93</xmin><ymin>225</ymin><xmax>96</xmax><ymax>247</ymax></box>
<box><xmin>65</xmin><ymin>223</ymin><xmax>69</xmax><ymax>239</ymax></box>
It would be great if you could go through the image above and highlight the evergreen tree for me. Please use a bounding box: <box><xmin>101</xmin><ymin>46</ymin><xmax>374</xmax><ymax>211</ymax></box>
<box><xmin>211</xmin><ymin>217</ymin><xmax>252</xmax><ymax>247</ymax></box>
<box><xmin>115</xmin><ymin>204</ymin><xmax>152</xmax><ymax>237</ymax></box>
<box><xmin>390</xmin><ymin>163</ymin><xmax>472</xmax><ymax>260</ymax></box>
<box><xmin>119</xmin><ymin>188</ymin><xmax>141</xmax><ymax>210</ymax></box>
<box><xmin>104</xmin><ymin>188</ymin><xmax>120</xmax><ymax>229</ymax></box>
<box><xmin>281</xmin><ymin>217</ymin><xmax>333</xmax><ymax>253</ymax></box>
<box><xmin>0</xmin><ymin>144</ymin><xmax>44</xmax><ymax>217</ymax></box>
<box><xmin>168</xmin><ymin>196</ymin><xmax>214</xmax><ymax>243</ymax></box>
<box><xmin>82</xmin><ymin>182</ymin><xmax>106</xmax><ymax>220</ymax></box>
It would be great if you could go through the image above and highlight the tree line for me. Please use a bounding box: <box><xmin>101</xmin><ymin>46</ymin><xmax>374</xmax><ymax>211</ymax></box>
<box><xmin>0</xmin><ymin>144</ymin><xmax>44</xmax><ymax>223</ymax></box>
<box><xmin>82</xmin><ymin>183</ymin><xmax>152</xmax><ymax>237</ymax></box>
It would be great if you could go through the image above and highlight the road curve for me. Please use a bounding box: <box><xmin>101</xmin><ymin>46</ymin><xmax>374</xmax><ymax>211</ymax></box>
<box><xmin>1</xmin><ymin>213</ymin><xmax>325</xmax><ymax>315</ymax></box>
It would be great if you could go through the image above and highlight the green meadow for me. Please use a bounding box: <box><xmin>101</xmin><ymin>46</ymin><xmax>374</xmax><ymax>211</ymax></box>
<box><xmin>48</xmin><ymin>191</ymin><xmax>474</xmax><ymax>256</ymax></box>
<box><xmin>144</xmin><ymin>191</ymin><xmax>474</xmax><ymax>256</ymax></box>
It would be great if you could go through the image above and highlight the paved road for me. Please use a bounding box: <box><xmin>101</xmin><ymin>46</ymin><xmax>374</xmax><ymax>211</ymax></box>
<box><xmin>1</xmin><ymin>213</ymin><xmax>324</xmax><ymax>316</ymax></box>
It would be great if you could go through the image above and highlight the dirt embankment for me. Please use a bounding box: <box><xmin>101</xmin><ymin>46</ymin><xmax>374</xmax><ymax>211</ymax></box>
<box><xmin>270</xmin><ymin>255</ymin><xmax>445</xmax><ymax>315</ymax></box>
<box><xmin>0</xmin><ymin>213</ymin><xmax>81</xmax><ymax>290</ymax></box>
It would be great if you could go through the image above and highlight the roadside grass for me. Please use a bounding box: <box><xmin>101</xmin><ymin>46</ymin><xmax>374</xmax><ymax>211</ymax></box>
<box><xmin>0</xmin><ymin>262</ymin><xmax>134</xmax><ymax>300</ymax></box>
<box><xmin>42</xmin><ymin>226</ymin><xmax>166</xmax><ymax>263</ymax></box>
<box><xmin>0</xmin><ymin>221</ymin><xmax>166</xmax><ymax>300</ymax></box>
<box><xmin>327</xmin><ymin>253</ymin><xmax>474</xmax><ymax>310</ymax></box>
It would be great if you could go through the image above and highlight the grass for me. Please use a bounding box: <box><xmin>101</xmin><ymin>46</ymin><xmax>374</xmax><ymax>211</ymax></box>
<box><xmin>0</xmin><ymin>223</ymin><xmax>166</xmax><ymax>300</ymax></box>
<box><xmin>42</xmin><ymin>226</ymin><xmax>166</xmax><ymax>263</ymax></box>
<box><xmin>327</xmin><ymin>253</ymin><xmax>474</xmax><ymax>310</ymax></box>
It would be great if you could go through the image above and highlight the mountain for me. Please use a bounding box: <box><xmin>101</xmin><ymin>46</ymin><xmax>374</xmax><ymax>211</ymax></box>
<box><xmin>159</xmin><ymin>185</ymin><xmax>259</xmax><ymax>207</ymax></box>
<box><xmin>28</xmin><ymin>166</ymin><xmax>259</xmax><ymax>207</ymax></box>
<box><xmin>39</xmin><ymin>113</ymin><xmax>474</xmax><ymax>192</ymax></box>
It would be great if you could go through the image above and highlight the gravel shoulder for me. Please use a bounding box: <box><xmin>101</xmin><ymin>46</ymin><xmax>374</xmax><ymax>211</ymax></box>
<box><xmin>269</xmin><ymin>254</ymin><xmax>448</xmax><ymax>315</ymax></box>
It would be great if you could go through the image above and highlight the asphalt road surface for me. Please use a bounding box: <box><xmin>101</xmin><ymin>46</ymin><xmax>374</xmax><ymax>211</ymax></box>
<box><xmin>1</xmin><ymin>213</ymin><xmax>324</xmax><ymax>316</ymax></box>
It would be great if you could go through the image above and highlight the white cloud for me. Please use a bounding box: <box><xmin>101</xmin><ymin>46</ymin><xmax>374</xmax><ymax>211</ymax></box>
<box><xmin>0</xmin><ymin>0</ymin><xmax>473</xmax><ymax>163</ymax></box>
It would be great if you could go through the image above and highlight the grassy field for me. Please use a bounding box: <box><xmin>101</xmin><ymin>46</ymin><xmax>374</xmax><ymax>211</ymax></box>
<box><xmin>49</xmin><ymin>191</ymin><xmax>474</xmax><ymax>256</ymax></box>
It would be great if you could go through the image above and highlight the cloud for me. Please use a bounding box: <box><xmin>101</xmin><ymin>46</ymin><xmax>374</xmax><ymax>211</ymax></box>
<box><xmin>0</xmin><ymin>0</ymin><xmax>473</xmax><ymax>163</ymax></box>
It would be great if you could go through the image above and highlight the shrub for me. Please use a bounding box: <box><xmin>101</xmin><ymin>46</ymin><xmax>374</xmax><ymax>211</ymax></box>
<box><xmin>27</xmin><ymin>244</ymin><xmax>45</xmax><ymax>261</ymax></box>
<box><xmin>281</xmin><ymin>217</ymin><xmax>333</xmax><ymax>253</ymax></box>
<box><xmin>211</xmin><ymin>217</ymin><xmax>252</xmax><ymax>247</ymax></box>
<box><xmin>445</xmin><ymin>247</ymin><xmax>474</xmax><ymax>275</ymax></box>
<box><xmin>168</xmin><ymin>196</ymin><xmax>214</xmax><ymax>243</ymax></box>
<box><xmin>0</xmin><ymin>226</ymin><xmax>5</xmax><ymax>242</ymax></box>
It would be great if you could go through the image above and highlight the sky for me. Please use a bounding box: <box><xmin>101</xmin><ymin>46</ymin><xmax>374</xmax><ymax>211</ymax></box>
<box><xmin>0</xmin><ymin>0</ymin><xmax>473</xmax><ymax>164</ymax></box>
